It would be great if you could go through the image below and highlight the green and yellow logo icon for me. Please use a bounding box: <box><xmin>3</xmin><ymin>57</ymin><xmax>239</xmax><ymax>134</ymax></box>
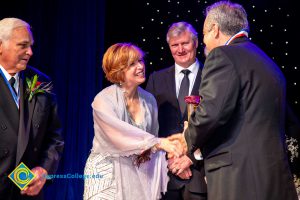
<box><xmin>8</xmin><ymin>162</ymin><xmax>35</xmax><ymax>190</ymax></box>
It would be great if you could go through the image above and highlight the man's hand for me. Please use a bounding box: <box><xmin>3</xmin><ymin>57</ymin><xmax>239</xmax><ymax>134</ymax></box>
<box><xmin>21</xmin><ymin>166</ymin><xmax>47</xmax><ymax>196</ymax></box>
<box><xmin>157</xmin><ymin>138</ymin><xmax>184</xmax><ymax>158</ymax></box>
<box><xmin>167</xmin><ymin>133</ymin><xmax>187</xmax><ymax>158</ymax></box>
<box><xmin>168</xmin><ymin>155</ymin><xmax>193</xmax><ymax>177</ymax></box>
<box><xmin>167</xmin><ymin>121</ymin><xmax>189</xmax><ymax>159</ymax></box>
<box><xmin>177</xmin><ymin>168</ymin><xmax>192</xmax><ymax>180</ymax></box>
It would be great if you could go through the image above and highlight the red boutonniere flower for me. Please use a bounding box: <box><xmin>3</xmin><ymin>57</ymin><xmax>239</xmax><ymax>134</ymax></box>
<box><xmin>26</xmin><ymin>74</ymin><xmax>53</xmax><ymax>102</ymax></box>
<box><xmin>184</xmin><ymin>95</ymin><xmax>201</xmax><ymax>105</ymax></box>
<box><xmin>184</xmin><ymin>95</ymin><xmax>202</xmax><ymax>120</ymax></box>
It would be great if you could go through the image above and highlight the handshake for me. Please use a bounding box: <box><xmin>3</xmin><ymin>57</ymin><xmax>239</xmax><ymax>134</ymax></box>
<box><xmin>158</xmin><ymin>121</ymin><xmax>194</xmax><ymax>180</ymax></box>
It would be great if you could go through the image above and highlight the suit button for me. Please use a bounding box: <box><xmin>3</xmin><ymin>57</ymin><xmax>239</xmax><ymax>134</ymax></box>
<box><xmin>34</xmin><ymin>124</ymin><xmax>40</xmax><ymax>129</ymax></box>
<box><xmin>4</xmin><ymin>149</ymin><xmax>9</xmax><ymax>155</ymax></box>
<box><xmin>0</xmin><ymin>148</ymin><xmax>9</xmax><ymax>158</ymax></box>
<box><xmin>1</xmin><ymin>124</ymin><xmax>7</xmax><ymax>130</ymax></box>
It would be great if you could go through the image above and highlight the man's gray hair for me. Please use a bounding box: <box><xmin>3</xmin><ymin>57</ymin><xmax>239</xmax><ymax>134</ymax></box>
<box><xmin>166</xmin><ymin>21</ymin><xmax>198</xmax><ymax>43</ymax></box>
<box><xmin>205</xmin><ymin>1</ymin><xmax>249</xmax><ymax>36</ymax></box>
<box><xmin>0</xmin><ymin>18</ymin><xmax>31</xmax><ymax>41</ymax></box>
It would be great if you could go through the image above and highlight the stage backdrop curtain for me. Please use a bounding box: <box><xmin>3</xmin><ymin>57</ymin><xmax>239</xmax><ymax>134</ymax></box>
<box><xmin>1</xmin><ymin>0</ymin><xmax>105</xmax><ymax>199</ymax></box>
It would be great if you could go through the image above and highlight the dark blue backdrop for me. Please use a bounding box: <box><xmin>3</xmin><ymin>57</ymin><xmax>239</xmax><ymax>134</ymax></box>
<box><xmin>1</xmin><ymin>0</ymin><xmax>105</xmax><ymax>199</ymax></box>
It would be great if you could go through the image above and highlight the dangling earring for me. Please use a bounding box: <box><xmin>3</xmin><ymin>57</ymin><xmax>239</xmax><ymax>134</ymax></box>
<box><xmin>119</xmin><ymin>82</ymin><xmax>122</xmax><ymax>86</ymax></box>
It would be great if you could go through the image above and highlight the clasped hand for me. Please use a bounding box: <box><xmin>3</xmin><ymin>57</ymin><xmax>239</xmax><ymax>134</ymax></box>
<box><xmin>167</xmin><ymin>121</ymin><xmax>193</xmax><ymax>179</ymax></box>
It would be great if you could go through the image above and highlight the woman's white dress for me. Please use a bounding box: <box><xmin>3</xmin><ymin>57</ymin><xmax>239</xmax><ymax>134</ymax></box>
<box><xmin>84</xmin><ymin>84</ymin><xmax>169</xmax><ymax>200</ymax></box>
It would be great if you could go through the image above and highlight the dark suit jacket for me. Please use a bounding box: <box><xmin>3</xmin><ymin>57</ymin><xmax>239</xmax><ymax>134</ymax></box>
<box><xmin>0</xmin><ymin>66</ymin><xmax>64</xmax><ymax>200</ymax></box>
<box><xmin>186</xmin><ymin>37</ymin><xmax>298</xmax><ymax>200</ymax></box>
<box><xmin>146</xmin><ymin>63</ymin><xmax>207</xmax><ymax>193</ymax></box>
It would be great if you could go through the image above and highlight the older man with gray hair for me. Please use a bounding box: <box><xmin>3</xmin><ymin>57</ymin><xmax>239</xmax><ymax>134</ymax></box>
<box><xmin>0</xmin><ymin>17</ymin><xmax>64</xmax><ymax>200</ymax></box>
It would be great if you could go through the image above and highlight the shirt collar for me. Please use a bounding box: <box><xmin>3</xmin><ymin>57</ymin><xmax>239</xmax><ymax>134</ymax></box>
<box><xmin>0</xmin><ymin>64</ymin><xmax>20</xmax><ymax>81</ymax></box>
<box><xmin>225</xmin><ymin>30</ymin><xmax>249</xmax><ymax>45</ymax></box>
<box><xmin>175</xmin><ymin>59</ymin><xmax>199</xmax><ymax>76</ymax></box>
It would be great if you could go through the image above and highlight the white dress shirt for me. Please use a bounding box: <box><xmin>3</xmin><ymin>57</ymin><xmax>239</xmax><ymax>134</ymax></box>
<box><xmin>175</xmin><ymin>59</ymin><xmax>200</xmax><ymax>98</ymax></box>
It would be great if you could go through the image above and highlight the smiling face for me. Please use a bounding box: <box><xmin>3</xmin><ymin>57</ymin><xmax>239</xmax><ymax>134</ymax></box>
<box><xmin>0</xmin><ymin>26</ymin><xmax>33</xmax><ymax>74</ymax></box>
<box><xmin>123</xmin><ymin>59</ymin><xmax>145</xmax><ymax>88</ymax></box>
<box><xmin>168</xmin><ymin>30</ymin><xmax>198</xmax><ymax>68</ymax></box>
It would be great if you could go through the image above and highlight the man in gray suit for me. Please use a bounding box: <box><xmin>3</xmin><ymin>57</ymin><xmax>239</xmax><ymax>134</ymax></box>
<box><xmin>146</xmin><ymin>21</ymin><xmax>207</xmax><ymax>200</ymax></box>
<box><xmin>180</xmin><ymin>1</ymin><xmax>297</xmax><ymax>199</ymax></box>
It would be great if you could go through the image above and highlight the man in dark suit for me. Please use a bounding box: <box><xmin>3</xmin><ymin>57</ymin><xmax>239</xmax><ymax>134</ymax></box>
<box><xmin>146</xmin><ymin>22</ymin><xmax>207</xmax><ymax>200</ymax></box>
<box><xmin>0</xmin><ymin>18</ymin><xmax>64</xmax><ymax>200</ymax></box>
<box><xmin>181</xmin><ymin>1</ymin><xmax>298</xmax><ymax>199</ymax></box>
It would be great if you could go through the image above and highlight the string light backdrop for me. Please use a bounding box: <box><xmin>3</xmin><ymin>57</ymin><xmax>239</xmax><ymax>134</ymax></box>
<box><xmin>105</xmin><ymin>0</ymin><xmax>299</xmax><ymax>115</ymax></box>
<box><xmin>105</xmin><ymin>0</ymin><xmax>300</xmax><ymax>194</ymax></box>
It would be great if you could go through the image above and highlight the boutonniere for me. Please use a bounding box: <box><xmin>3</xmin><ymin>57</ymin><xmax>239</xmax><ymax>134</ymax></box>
<box><xmin>184</xmin><ymin>95</ymin><xmax>202</xmax><ymax>121</ymax></box>
<box><xmin>26</xmin><ymin>74</ymin><xmax>53</xmax><ymax>102</ymax></box>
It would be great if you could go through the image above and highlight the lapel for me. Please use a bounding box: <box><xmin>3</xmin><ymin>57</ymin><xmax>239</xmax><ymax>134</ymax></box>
<box><xmin>0</xmin><ymin>75</ymin><xmax>19</xmax><ymax>125</ymax></box>
<box><xmin>16</xmin><ymin>72</ymin><xmax>36</xmax><ymax>165</ymax></box>
<box><xmin>166</xmin><ymin>66</ymin><xmax>180</xmax><ymax>109</ymax></box>
<box><xmin>165</xmin><ymin>66</ymin><xmax>187</xmax><ymax>120</ymax></box>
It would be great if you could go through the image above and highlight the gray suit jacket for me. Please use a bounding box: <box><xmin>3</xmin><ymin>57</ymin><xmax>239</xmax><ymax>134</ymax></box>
<box><xmin>186</xmin><ymin>37</ymin><xmax>298</xmax><ymax>200</ymax></box>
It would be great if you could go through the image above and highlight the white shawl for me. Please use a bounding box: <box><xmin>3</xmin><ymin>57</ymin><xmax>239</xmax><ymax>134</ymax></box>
<box><xmin>91</xmin><ymin>84</ymin><xmax>169</xmax><ymax>200</ymax></box>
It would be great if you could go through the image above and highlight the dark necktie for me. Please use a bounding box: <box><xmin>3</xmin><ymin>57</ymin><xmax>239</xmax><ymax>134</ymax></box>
<box><xmin>178</xmin><ymin>69</ymin><xmax>190</xmax><ymax>116</ymax></box>
<box><xmin>9</xmin><ymin>77</ymin><xmax>17</xmax><ymax>95</ymax></box>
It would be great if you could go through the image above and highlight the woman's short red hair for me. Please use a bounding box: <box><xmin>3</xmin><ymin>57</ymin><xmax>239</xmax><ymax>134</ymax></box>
<box><xmin>102</xmin><ymin>43</ymin><xmax>145</xmax><ymax>83</ymax></box>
